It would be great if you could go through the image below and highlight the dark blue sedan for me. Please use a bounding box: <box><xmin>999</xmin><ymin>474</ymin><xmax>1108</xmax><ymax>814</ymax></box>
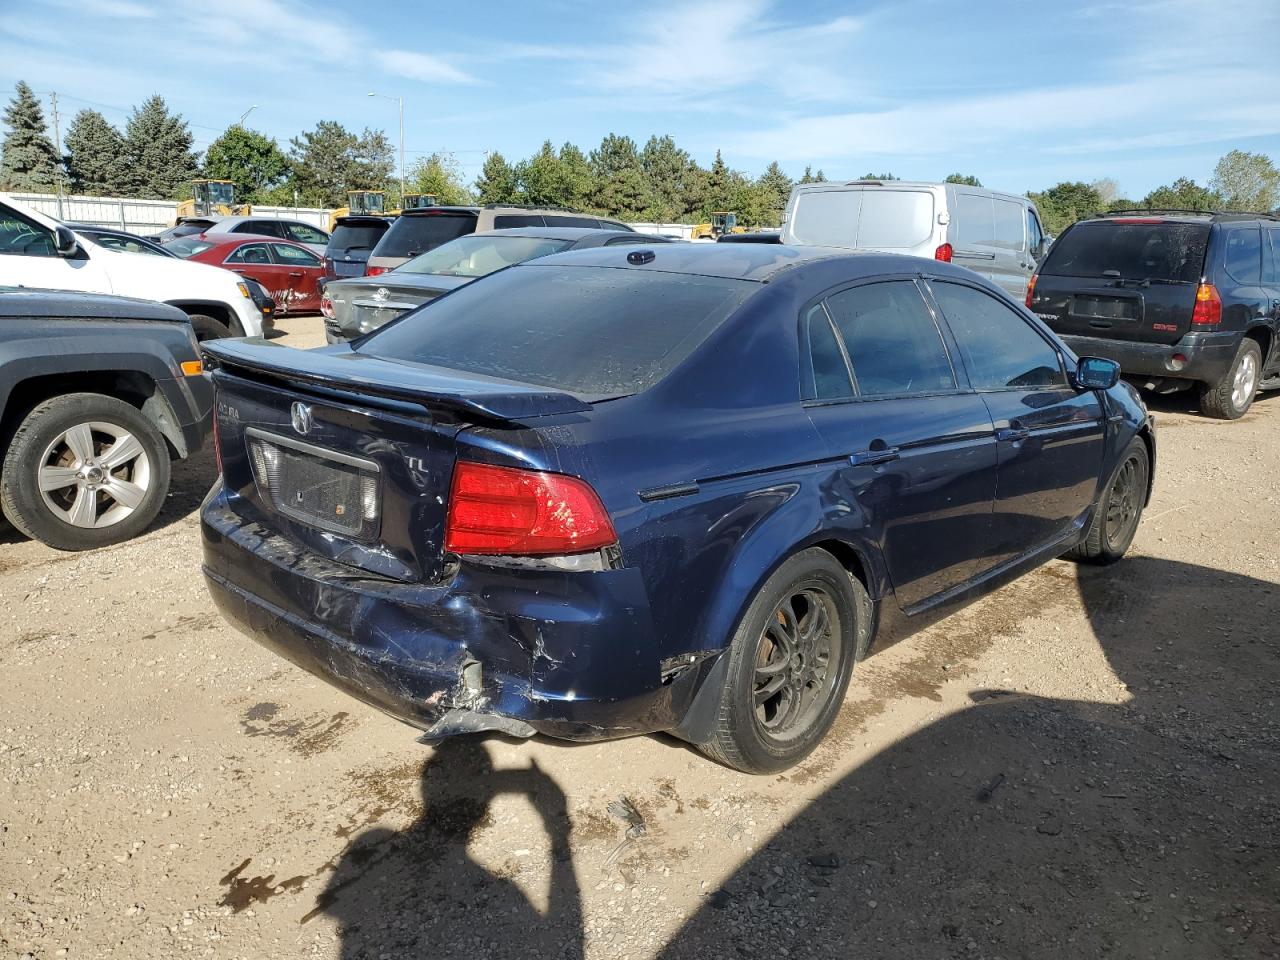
<box><xmin>201</xmin><ymin>244</ymin><xmax>1154</xmax><ymax>772</ymax></box>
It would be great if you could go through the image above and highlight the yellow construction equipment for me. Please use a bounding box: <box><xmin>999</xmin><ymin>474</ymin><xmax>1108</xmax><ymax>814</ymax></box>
<box><xmin>691</xmin><ymin>211</ymin><xmax>748</xmax><ymax>241</ymax></box>
<box><xmin>175</xmin><ymin>180</ymin><xmax>249</xmax><ymax>221</ymax></box>
<box><xmin>401</xmin><ymin>193</ymin><xmax>438</xmax><ymax>211</ymax></box>
<box><xmin>328</xmin><ymin>191</ymin><xmax>391</xmax><ymax>231</ymax></box>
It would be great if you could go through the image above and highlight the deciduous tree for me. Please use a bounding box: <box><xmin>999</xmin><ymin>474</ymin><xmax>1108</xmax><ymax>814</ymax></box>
<box><xmin>203</xmin><ymin>126</ymin><xmax>289</xmax><ymax>203</ymax></box>
<box><xmin>1209</xmin><ymin>150</ymin><xmax>1279</xmax><ymax>212</ymax></box>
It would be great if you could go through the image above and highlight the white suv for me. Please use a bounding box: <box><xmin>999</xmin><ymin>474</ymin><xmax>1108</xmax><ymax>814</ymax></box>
<box><xmin>0</xmin><ymin>195</ymin><xmax>264</xmax><ymax>339</ymax></box>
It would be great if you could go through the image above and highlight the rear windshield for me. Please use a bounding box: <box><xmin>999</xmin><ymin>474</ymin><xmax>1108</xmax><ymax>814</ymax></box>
<box><xmin>1041</xmin><ymin>220</ymin><xmax>1210</xmax><ymax>283</ymax></box>
<box><xmin>790</xmin><ymin>188</ymin><xmax>934</xmax><ymax>248</ymax></box>
<box><xmin>328</xmin><ymin>222</ymin><xmax>387</xmax><ymax>255</ymax></box>
<box><xmin>398</xmin><ymin>235</ymin><xmax>574</xmax><ymax>278</ymax></box>
<box><xmin>166</xmin><ymin>237</ymin><xmax>217</xmax><ymax>257</ymax></box>
<box><xmin>373</xmin><ymin>213</ymin><xmax>477</xmax><ymax>259</ymax></box>
<box><xmin>360</xmin><ymin>264</ymin><xmax>756</xmax><ymax>395</ymax></box>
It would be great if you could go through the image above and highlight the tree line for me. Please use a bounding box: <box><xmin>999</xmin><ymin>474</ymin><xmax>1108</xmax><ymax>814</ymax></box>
<box><xmin>1</xmin><ymin>80</ymin><xmax>1277</xmax><ymax>231</ymax></box>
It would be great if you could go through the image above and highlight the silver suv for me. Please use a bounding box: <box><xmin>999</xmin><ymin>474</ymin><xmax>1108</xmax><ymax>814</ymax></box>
<box><xmin>364</xmin><ymin>204</ymin><xmax>635</xmax><ymax>275</ymax></box>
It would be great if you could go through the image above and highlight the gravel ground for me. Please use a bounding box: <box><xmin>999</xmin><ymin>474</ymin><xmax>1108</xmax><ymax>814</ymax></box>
<box><xmin>2</xmin><ymin>313</ymin><xmax>1278</xmax><ymax>959</ymax></box>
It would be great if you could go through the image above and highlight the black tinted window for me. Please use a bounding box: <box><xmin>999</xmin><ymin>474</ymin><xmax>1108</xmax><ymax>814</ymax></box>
<box><xmin>931</xmin><ymin>282</ymin><xmax>1067</xmax><ymax>390</ymax></box>
<box><xmin>492</xmin><ymin>214</ymin><xmax>544</xmax><ymax>228</ymax></box>
<box><xmin>361</xmin><ymin>265</ymin><xmax>754</xmax><ymax>395</ymax></box>
<box><xmin>287</xmin><ymin>223</ymin><xmax>328</xmax><ymax>244</ymax></box>
<box><xmin>1223</xmin><ymin>227</ymin><xmax>1262</xmax><ymax>285</ymax></box>
<box><xmin>807</xmin><ymin>305</ymin><xmax>853</xmax><ymax>399</ymax></box>
<box><xmin>599</xmin><ymin>219</ymin><xmax>635</xmax><ymax>232</ymax></box>
<box><xmin>328</xmin><ymin>222</ymin><xmax>387</xmax><ymax>255</ymax></box>
<box><xmin>1041</xmin><ymin>220</ymin><xmax>1210</xmax><ymax>283</ymax></box>
<box><xmin>544</xmin><ymin>215</ymin><xmax>599</xmax><ymax>228</ymax></box>
<box><xmin>1265</xmin><ymin>229</ymin><xmax>1280</xmax><ymax>285</ymax></box>
<box><xmin>825</xmin><ymin>282</ymin><xmax>956</xmax><ymax>397</ymax></box>
<box><xmin>236</xmin><ymin>220</ymin><xmax>283</xmax><ymax>238</ymax></box>
<box><xmin>375</xmin><ymin>214</ymin><xmax>477</xmax><ymax>258</ymax></box>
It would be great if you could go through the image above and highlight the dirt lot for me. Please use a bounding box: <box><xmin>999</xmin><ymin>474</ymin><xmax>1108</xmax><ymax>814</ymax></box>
<box><xmin>2</xmin><ymin>314</ymin><xmax>1278</xmax><ymax>960</ymax></box>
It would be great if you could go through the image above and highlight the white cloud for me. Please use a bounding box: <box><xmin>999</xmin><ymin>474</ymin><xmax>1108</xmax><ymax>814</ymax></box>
<box><xmin>376</xmin><ymin>50</ymin><xmax>477</xmax><ymax>86</ymax></box>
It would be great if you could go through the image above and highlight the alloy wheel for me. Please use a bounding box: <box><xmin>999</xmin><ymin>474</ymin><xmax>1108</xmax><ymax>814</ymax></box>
<box><xmin>1232</xmin><ymin>351</ymin><xmax>1258</xmax><ymax>413</ymax></box>
<box><xmin>37</xmin><ymin>421</ymin><xmax>152</xmax><ymax>529</ymax></box>
<box><xmin>752</xmin><ymin>585</ymin><xmax>842</xmax><ymax>742</ymax></box>
<box><xmin>1104</xmin><ymin>455</ymin><xmax>1142</xmax><ymax>550</ymax></box>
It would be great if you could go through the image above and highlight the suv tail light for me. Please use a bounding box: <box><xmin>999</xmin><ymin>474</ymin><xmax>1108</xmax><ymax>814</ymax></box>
<box><xmin>1191</xmin><ymin>282</ymin><xmax>1222</xmax><ymax>326</ymax></box>
<box><xmin>1025</xmin><ymin>274</ymin><xmax>1037</xmax><ymax>309</ymax></box>
<box><xmin>365</xmin><ymin>265</ymin><xmax>388</xmax><ymax>277</ymax></box>
<box><xmin>445</xmin><ymin>461</ymin><xmax>617</xmax><ymax>555</ymax></box>
<box><xmin>934</xmin><ymin>243</ymin><xmax>953</xmax><ymax>262</ymax></box>
<box><xmin>320</xmin><ymin>293</ymin><xmax>335</xmax><ymax>319</ymax></box>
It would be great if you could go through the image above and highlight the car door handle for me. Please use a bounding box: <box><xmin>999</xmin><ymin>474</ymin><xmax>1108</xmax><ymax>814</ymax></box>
<box><xmin>997</xmin><ymin>426</ymin><xmax>1030</xmax><ymax>442</ymax></box>
<box><xmin>288</xmin><ymin>271</ymin><xmax>304</xmax><ymax>277</ymax></box>
<box><xmin>850</xmin><ymin>446</ymin><xmax>900</xmax><ymax>466</ymax></box>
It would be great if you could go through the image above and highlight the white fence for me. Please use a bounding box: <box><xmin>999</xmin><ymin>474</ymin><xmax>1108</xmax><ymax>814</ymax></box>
<box><xmin>632</xmin><ymin>222</ymin><xmax>697</xmax><ymax>239</ymax></box>
<box><xmin>6</xmin><ymin>192</ymin><xmax>332</xmax><ymax>234</ymax></box>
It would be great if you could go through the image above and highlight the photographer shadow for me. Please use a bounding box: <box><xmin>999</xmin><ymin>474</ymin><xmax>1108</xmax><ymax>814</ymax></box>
<box><xmin>659</xmin><ymin>557</ymin><xmax>1280</xmax><ymax>958</ymax></box>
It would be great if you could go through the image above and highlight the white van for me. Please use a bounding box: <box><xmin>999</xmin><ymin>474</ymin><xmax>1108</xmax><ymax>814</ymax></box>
<box><xmin>781</xmin><ymin>181</ymin><xmax>1048</xmax><ymax>300</ymax></box>
<box><xmin>0</xmin><ymin>195</ymin><xmax>265</xmax><ymax>339</ymax></box>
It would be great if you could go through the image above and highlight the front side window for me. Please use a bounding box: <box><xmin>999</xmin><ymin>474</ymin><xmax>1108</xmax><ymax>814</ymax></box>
<box><xmin>993</xmin><ymin>199</ymin><xmax>1026</xmax><ymax>251</ymax></box>
<box><xmin>226</xmin><ymin>243</ymin><xmax>272</xmax><ymax>265</ymax></box>
<box><xmin>824</xmin><ymin>281</ymin><xmax>956</xmax><ymax>397</ymax></box>
<box><xmin>1223</xmin><ymin>227</ymin><xmax>1262</xmax><ymax>285</ymax></box>
<box><xmin>1027</xmin><ymin>210</ymin><xmax>1045</xmax><ymax>256</ymax></box>
<box><xmin>0</xmin><ymin>206</ymin><xmax>55</xmax><ymax>257</ymax></box>
<box><xmin>91</xmin><ymin>233</ymin><xmax>167</xmax><ymax>257</ymax></box>
<box><xmin>930</xmin><ymin>281</ymin><xmax>1067</xmax><ymax>390</ymax></box>
<box><xmin>270</xmin><ymin>243</ymin><xmax>321</xmax><ymax>265</ymax></box>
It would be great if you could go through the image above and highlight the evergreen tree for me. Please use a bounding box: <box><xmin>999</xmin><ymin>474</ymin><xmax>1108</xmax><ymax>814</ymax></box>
<box><xmin>756</xmin><ymin>161</ymin><xmax>794</xmax><ymax>227</ymax></box>
<box><xmin>590</xmin><ymin>134</ymin><xmax>648</xmax><ymax>219</ymax></box>
<box><xmin>640</xmin><ymin>135</ymin><xmax>695</xmax><ymax>221</ymax></box>
<box><xmin>64</xmin><ymin>109</ymin><xmax>126</xmax><ymax>195</ymax></box>
<box><xmin>474</xmin><ymin>151</ymin><xmax>519</xmax><ymax>204</ymax></box>
<box><xmin>1140</xmin><ymin>176</ymin><xmax>1221</xmax><ymax>212</ymax></box>
<box><xmin>861</xmin><ymin>171</ymin><xmax>899</xmax><ymax>180</ymax></box>
<box><xmin>944</xmin><ymin>173</ymin><xmax>983</xmax><ymax>186</ymax></box>
<box><xmin>1027</xmin><ymin>181</ymin><xmax>1104</xmax><ymax>235</ymax></box>
<box><xmin>516</xmin><ymin>140</ymin><xmax>592</xmax><ymax>209</ymax></box>
<box><xmin>0</xmin><ymin>81</ymin><xmax>60</xmax><ymax>192</ymax></box>
<box><xmin>121</xmin><ymin>95</ymin><xmax>197</xmax><ymax>199</ymax></box>
<box><xmin>558</xmin><ymin>142</ymin><xmax>594</xmax><ymax>210</ymax></box>
<box><xmin>289</xmin><ymin>121</ymin><xmax>359</xmax><ymax>207</ymax></box>
<box><xmin>701</xmin><ymin>150</ymin><xmax>732</xmax><ymax>218</ymax></box>
<box><xmin>203</xmin><ymin>125</ymin><xmax>289</xmax><ymax>203</ymax></box>
<box><xmin>352</xmin><ymin>128</ymin><xmax>396</xmax><ymax>193</ymax></box>
<box><xmin>407</xmin><ymin>151</ymin><xmax>470</xmax><ymax>205</ymax></box>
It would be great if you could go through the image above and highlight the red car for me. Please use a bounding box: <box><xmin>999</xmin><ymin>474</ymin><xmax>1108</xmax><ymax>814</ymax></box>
<box><xmin>167</xmin><ymin>234</ymin><xmax>325</xmax><ymax>315</ymax></box>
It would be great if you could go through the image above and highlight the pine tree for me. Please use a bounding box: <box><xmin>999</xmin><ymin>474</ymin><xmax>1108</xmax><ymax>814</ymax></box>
<box><xmin>64</xmin><ymin>109</ymin><xmax>126</xmax><ymax>195</ymax></box>
<box><xmin>474</xmin><ymin>151</ymin><xmax>519</xmax><ymax>204</ymax></box>
<box><xmin>701</xmin><ymin>150</ymin><xmax>732</xmax><ymax>218</ymax></box>
<box><xmin>121</xmin><ymin>95</ymin><xmax>197</xmax><ymax>199</ymax></box>
<box><xmin>756</xmin><ymin>161</ymin><xmax>794</xmax><ymax>227</ymax></box>
<box><xmin>0</xmin><ymin>81</ymin><xmax>60</xmax><ymax>191</ymax></box>
<box><xmin>589</xmin><ymin>134</ymin><xmax>649</xmax><ymax>218</ymax></box>
<box><xmin>640</xmin><ymin>135</ymin><xmax>694</xmax><ymax>222</ymax></box>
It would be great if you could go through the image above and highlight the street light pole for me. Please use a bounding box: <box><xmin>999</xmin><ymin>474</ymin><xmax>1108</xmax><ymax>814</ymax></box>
<box><xmin>237</xmin><ymin>105</ymin><xmax>259</xmax><ymax>127</ymax></box>
<box><xmin>368</xmin><ymin>92</ymin><xmax>405</xmax><ymax>198</ymax></box>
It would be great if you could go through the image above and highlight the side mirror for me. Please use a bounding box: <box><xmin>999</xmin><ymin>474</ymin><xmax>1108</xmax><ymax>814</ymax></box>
<box><xmin>1075</xmin><ymin>356</ymin><xmax>1120</xmax><ymax>390</ymax></box>
<box><xmin>53</xmin><ymin>225</ymin><xmax>79</xmax><ymax>258</ymax></box>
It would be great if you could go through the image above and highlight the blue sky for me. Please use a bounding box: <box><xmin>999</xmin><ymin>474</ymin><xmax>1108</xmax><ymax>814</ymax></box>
<box><xmin>2</xmin><ymin>0</ymin><xmax>1278</xmax><ymax>198</ymax></box>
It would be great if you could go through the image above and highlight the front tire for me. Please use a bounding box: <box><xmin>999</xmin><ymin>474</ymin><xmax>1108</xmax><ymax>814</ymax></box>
<box><xmin>0</xmin><ymin>393</ymin><xmax>171</xmax><ymax>551</ymax></box>
<box><xmin>1199</xmin><ymin>338</ymin><xmax>1260</xmax><ymax>419</ymax></box>
<box><xmin>1066</xmin><ymin>437</ymin><xmax>1149</xmax><ymax>565</ymax></box>
<box><xmin>188</xmin><ymin>313</ymin><xmax>233</xmax><ymax>342</ymax></box>
<box><xmin>699</xmin><ymin>549</ymin><xmax>871</xmax><ymax>774</ymax></box>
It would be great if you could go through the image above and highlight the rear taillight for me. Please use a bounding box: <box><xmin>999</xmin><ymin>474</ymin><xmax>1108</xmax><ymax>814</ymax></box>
<box><xmin>1025</xmin><ymin>274</ymin><xmax>1037</xmax><ymax>309</ymax></box>
<box><xmin>320</xmin><ymin>293</ymin><xmax>334</xmax><ymax>319</ymax></box>
<box><xmin>445</xmin><ymin>461</ymin><xmax>617</xmax><ymax>556</ymax></box>
<box><xmin>934</xmin><ymin>243</ymin><xmax>953</xmax><ymax>262</ymax></box>
<box><xmin>365</xmin><ymin>265</ymin><xmax>388</xmax><ymax>277</ymax></box>
<box><xmin>1191</xmin><ymin>282</ymin><xmax>1222</xmax><ymax>326</ymax></box>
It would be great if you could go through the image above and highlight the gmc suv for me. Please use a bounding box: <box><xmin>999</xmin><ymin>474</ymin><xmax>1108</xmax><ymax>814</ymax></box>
<box><xmin>1028</xmin><ymin>210</ymin><xmax>1280</xmax><ymax>419</ymax></box>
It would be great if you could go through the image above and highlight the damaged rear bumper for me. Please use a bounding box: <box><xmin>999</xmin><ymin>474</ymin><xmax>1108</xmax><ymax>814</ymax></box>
<box><xmin>201</xmin><ymin>493</ymin><xmax>716</xmax><ymax>742</ymax></box>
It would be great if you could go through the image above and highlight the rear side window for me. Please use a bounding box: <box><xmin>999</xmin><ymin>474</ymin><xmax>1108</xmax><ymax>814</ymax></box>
<box><xmin>286</xmin><ymin>223</ymin><xmax>328</xmax><ymax>245</ymax></box>
<box><xmin>1223</xmin><ymin>227</ymin><xmax>1262</xmax><ymax>285</ymax></box>
<box><xmin>1040</xmin><ymin>221</ymin><xmax>1210</xmax><ymax>283</ymax></box>
<box><xmin>329</xmin><ymin>222</ymin><xmax>387</xmax><ymax>255</ymax></box>
<box><xmin>492</xmin><ymin>214</ymin><xmax>544</xmax><ymax>228</ymax></box>
<box><xmin>806</xmin><ymin>304</ymin><xmax>854</xmax><ymax>400</ymax></box>
<box><xmin>375</xmin><ymin>214</ymin><xmax>477</xmax><ymax>258</ymax></box>
<box><xmin>824</xmin><ymin>281</ymin><xmax>956</xmax><ymax>396</ymax></box>
<box><xmin>1264</xmin><ymin>228</ymin><xmax>1280</xmax><ymax>285</ymax></box>
<box><xmin>235</xmin><ymin>220</ymin><xmax>284</xmax><ymax>238</ymax></box>
<box><xmin>930</xmin><ymin>282</ymin><xmax>1067</xmax><ymax>390</ymax></box>
<box><xmin>544</xmin><ymin>215</ymin><xmax>599</xmax><ymax>228</ymax></box>
<box><xmin>271</xmin><ymin>243</ymin><xmax>321</xmax><ymax>265</ymax></box>
<box><xmin>227</xmin><ymin>243</ymin><xmax>271</xmax><ymax>264</ymax></box>
<box><xmin>361</xmin><ymin>265</ymin><xmax>755</xmax><ymax>395</ymax></box>
<box><xmin>599</xmin><ymin>219</ymin><xmax>635</xmax><ymax>232</ymax></box>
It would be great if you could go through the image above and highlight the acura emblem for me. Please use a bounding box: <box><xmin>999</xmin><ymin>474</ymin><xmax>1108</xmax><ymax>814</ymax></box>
<box><xmin>290</xmin><ymin>401</ymin><xmax>313</xmax><ymax>435</ymax></box>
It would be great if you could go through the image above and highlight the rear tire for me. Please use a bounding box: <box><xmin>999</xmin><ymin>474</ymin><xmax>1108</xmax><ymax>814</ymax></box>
<box><xmin>188</xmin><ymin>313</ymin><xmax>233</xmax><ymax>342</ymax></box>
<box><xmin>0</xmin><ymin>393</ymin><xmax>171</xmax><ymax>551</ymax></box>
<box><xmin>1199</xmin><ymin>338</ymin><xmax>1260</xmax><ymax>419</ymax></box>
<box><xmin>698</xmin><ymin>549</ymin><xmax>871</xmax><ymax>774</ymax></box>
<box><xmin>1066</xmin><ymin>438</ymin><xmax>1149</xmax><ymax>565</ymax></box>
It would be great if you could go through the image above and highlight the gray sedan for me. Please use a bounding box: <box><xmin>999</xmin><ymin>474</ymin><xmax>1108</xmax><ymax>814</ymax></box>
<box><xmin>322</xmin><ymin>226</ymin><xmax>670</xmax><ymax>342</ymax></box>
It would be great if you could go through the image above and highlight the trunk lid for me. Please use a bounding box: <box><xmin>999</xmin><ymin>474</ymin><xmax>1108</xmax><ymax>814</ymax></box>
<box><xmin>203</xmin><ymin>339</ymin><xmax>590</xmax><ymax>582</ymax></box>
<box><xmin>1032</xmin><ymin>218</ymin><xmax>1210</xmax><ymax>345</ymax></box>
<box><xmin>326</xmin><ymin>275</ymin><xmax>470</xmax><ymax>337</ymax></box>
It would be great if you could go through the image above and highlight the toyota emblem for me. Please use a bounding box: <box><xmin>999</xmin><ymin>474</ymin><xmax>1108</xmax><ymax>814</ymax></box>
<box><xmin>290</xmin><ymin>401</ymin><xmax>313</xmax><ymax>435</ymax></box>
<box><xmin>372</xmin><ymin>287</ymin><xmax>390</xmax><ymax>302</ymax></box>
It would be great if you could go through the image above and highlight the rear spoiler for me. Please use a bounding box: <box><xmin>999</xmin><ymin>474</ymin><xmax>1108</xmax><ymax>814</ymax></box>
<box><xmin>202</xmin><ymin>338</ymin><xmax>593</xmax><ymax>421</ymax></box>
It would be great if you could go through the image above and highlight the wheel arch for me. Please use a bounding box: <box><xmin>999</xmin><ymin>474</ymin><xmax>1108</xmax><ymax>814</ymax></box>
<box><xmin>1243</xmin><ymin>324</ymin><xmax>1272</xmax><ymax>369</ymax></box>
<box><xmin>166</xmin><ymin>300</ymin><xmax>244</xmax><ymax>337</ymax></box>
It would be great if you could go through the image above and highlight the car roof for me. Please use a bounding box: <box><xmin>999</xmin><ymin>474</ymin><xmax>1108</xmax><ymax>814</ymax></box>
<box><xmin>520</xmin><ymin>242</ymin><xmax>913</xmax><ymax>282</ymax></box>
<box><xmin>1084</xmin><ymin>210</ymin><xmax>1280</xmax><ymax>225</ymax></box>
<box><xmin>469</xmin><ymin>226</ymin><xmax>656</xmax><ymax>243</ymax></box>
<box><xmin>207</xmin><ymin>216</ymin><xmax>321</xmax><ymax>229</ymax></box>
<box><xmin>334</xmin><ymin>215</ymin><xmax>393</xmax><ymax>226</ymax></box>
<box><xmin>397</xmin><ymin>206</ymin><xmax>482</xmax><ymax>216</ymax></box>
<box><xmin>790</xmin><ymin>179</ymin><xmax>1031</xmax><ymax>206</ymax></box>
<box><xmin>189</xmin><ymin>232</ymin><xmax>295</xmax><ymax>248</ymax></box>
